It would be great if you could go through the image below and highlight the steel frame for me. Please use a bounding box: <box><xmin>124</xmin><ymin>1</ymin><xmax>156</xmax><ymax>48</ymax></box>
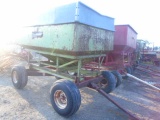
<box><xmin>24</xmin><ymin>50</ymin><xmax>139</xmax><ymax>119</ymax></box>
<box><xmin>27</xmin><ymin>52</ymin><xmax>106</xmax><ymax>87</ymax></box>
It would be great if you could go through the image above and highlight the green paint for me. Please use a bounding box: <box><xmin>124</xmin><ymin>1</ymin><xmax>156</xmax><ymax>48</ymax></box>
<box><xmin>17</xmin><ymin>23</ymin><xmax>114</xmax><ymax>57</ymax></box>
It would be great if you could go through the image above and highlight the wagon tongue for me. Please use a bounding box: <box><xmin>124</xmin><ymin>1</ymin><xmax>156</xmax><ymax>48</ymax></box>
<box><xmin>90</xmin><ymin>82</ymin><xmax>139</xmax><ymax>120</ymax></box>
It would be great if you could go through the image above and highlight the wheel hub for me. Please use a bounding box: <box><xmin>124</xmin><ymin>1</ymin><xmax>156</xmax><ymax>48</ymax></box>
<box><xmin>100</xmin><ymin>78</ymin><xmax>108</xmax><ymax>89</ymax></box>
<box><xmin>13</xmin><ymin>71</ymin><xmax>18</xmax><ymax>84</ymax></box>
<box><xmin>54</xmin><ymin>90</ymin><xmax>67</xmax><ymax>109</ymax></box>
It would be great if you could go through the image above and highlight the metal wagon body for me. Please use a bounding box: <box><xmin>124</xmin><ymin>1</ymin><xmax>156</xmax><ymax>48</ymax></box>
<box><xmin>103</xmin><ymin>25</ymin><xmax>138</xmax><ymax>75</ymax></box>
<box><xmin>11</xmin><ymin>2</ymin><xmax>120</xmax><ymax>117</ymax></box>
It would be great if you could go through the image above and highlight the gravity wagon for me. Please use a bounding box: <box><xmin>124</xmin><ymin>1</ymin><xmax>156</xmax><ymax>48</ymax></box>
<box><xmin>11</xmin><ymin>2</ymin><xmax>117</xmax><ymax>117</ymax></box>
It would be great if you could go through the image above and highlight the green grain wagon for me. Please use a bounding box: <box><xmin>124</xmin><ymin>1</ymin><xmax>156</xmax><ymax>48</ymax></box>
<box><xmin>11</xmin><ymin>2</ymin><xmax>116</xmax><ymax>117</ymax></box>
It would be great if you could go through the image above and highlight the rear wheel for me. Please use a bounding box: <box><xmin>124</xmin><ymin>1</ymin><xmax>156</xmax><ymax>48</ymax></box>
<box><xmin>129</xmin><ymin>66</ymin><xmax>134</xmax><ymax>74</ymax></box>
<box><xmin>11</xmin><ymin>66</ymin><xmax>28</xmax><ymax>89</ymax></box>
<box><xmin>123</xmin><ymin>67</ymin><xmax>132</xmax><ymax>79</ymax></box>
<box><xmin>125</xmin><ymin>67</ymin><xmax>132</xmax><ymax>74</ymax></box>
<box><xmin>132</xmin><ymin>64</ymin><xmax>136</xmax><ymax>71</ymax></box>
<box><xmin>111</xmin><ymin>71</ymin><xmax>123</xmax><ymax>87</ymax></box>
<box><xmin>50</xmin><ymin>80</ymin><xmax>81</xmax><ymax>117</ymax></box>
<box><xmin>100</xmin><ymin>71</ymin><xmax>116</xmax><ymax>93</ymax></box>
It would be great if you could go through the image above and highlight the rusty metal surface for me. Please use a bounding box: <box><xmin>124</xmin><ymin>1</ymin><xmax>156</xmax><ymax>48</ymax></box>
<box><xmin>16</xmin><ymin>23</ymin><xmax>114</xmax><ymax>57</ymax></box>
<box><xmin>90</xmin><ymin>82</ymin><xmax>139</xmax><ymax>120</ymax></box>
<box><xmin>74</xmin><ymin>23</ymin><xmax>114</xmax><ymax>52</ymax></box>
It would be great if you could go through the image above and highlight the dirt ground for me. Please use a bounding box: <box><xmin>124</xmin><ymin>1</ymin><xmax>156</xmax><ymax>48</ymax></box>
<box><xmin>0</xmin><ymin>65</ymin><xmax>160</xmax><ymax>120</ymax></box>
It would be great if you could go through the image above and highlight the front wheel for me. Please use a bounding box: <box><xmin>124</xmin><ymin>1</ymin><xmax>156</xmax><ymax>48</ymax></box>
<box><xmin>50</xmin><ymin>80</ymin><xmax>81</xmax><ymax>117</ymax></box>
<box><xmin>125</xmin><ymin>67</ymin><xmax>132</xmax><ymax>74</ymax></box>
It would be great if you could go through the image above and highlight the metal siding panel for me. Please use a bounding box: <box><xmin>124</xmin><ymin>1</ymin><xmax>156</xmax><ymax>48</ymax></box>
<box><xmin>16</xmin><ymin>23</ymin><xmax>114</xmax><ymax>56</ymax></box>
<box><xmin>74</xmin><ymin>23</ymin><xmax>114</xmax><ymax>52</ymax></box>
<box><xmin>114</xmin><ymin>26</ymin><xmax>127</xmax><ymax>45</ymax></box>
<box><xmin>114</xmin><ymin>25</ymin><xmax>137</xmax><ymax>52</ymax></box>
<box><xmin>35</xmin><ymin>3</ymin><xmax>76</xmax><ymax>25</ymax></box>
<box><xmin>77</xmin><ymin>2</ymin><xmax>115</xmax><ymax>31</ymax></box>
<box><xmin>17</xmin><ymin>24</ymin><xmax>75</xmax><ymax>51</ymax></box>
<box><xmin>127</xmin><ymin>26</ymin><xmax>137</xmax><ymax>50</ymax></box>
<box><xmin>25</xmin><ymin>2</ymin><xmax>114</xmax><ymax>31</ymax></box>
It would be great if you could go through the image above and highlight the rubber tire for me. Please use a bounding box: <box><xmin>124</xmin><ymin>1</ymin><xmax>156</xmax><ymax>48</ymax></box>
<box><xmin>11</xmin><ymin>66</ymin><xmax>28</xmax><ymax>89</ymax></box>
<box><xmin>132</xmin><ymin>64</ymin><xmax>136</xmax><ymax>71</ymax></box>
<box><xmin>123</xmin><ymin>66</ymin><xmax>132</xmax><ymax>79</ymax></box>
<box><xmin>101</xmin><ymin>71</ymin><xmax>116</xmax><ymax>93</ymax></box>
<box><xmin>125</xmin><ymin>67</ymin><xmax>132</xmax><ymax>74</ymax></box>
<box><xmin>135</xmin><ymin>60</ymin><xmax>139</xmax><ymax>66</ymax></box>
<box><xmin>111</xmin><ymin>71</ymin><xmax>123</xmax><ymax>87</ymax></box>
<box><xmin>129</xmin><ymin>66</ymin><xmax>134</xmax><ymax>74</ymax></box>
<box><xmin>50</xmin><ymin>79</ymin><xmax>81</xmax><ymax>117</ymax></box>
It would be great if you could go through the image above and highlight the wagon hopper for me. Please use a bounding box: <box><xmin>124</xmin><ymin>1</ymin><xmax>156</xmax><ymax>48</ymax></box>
<box><xmin>103</xmin><ymin>25</ymin><xmax>138</xmax><ymax>75</ymax></box>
